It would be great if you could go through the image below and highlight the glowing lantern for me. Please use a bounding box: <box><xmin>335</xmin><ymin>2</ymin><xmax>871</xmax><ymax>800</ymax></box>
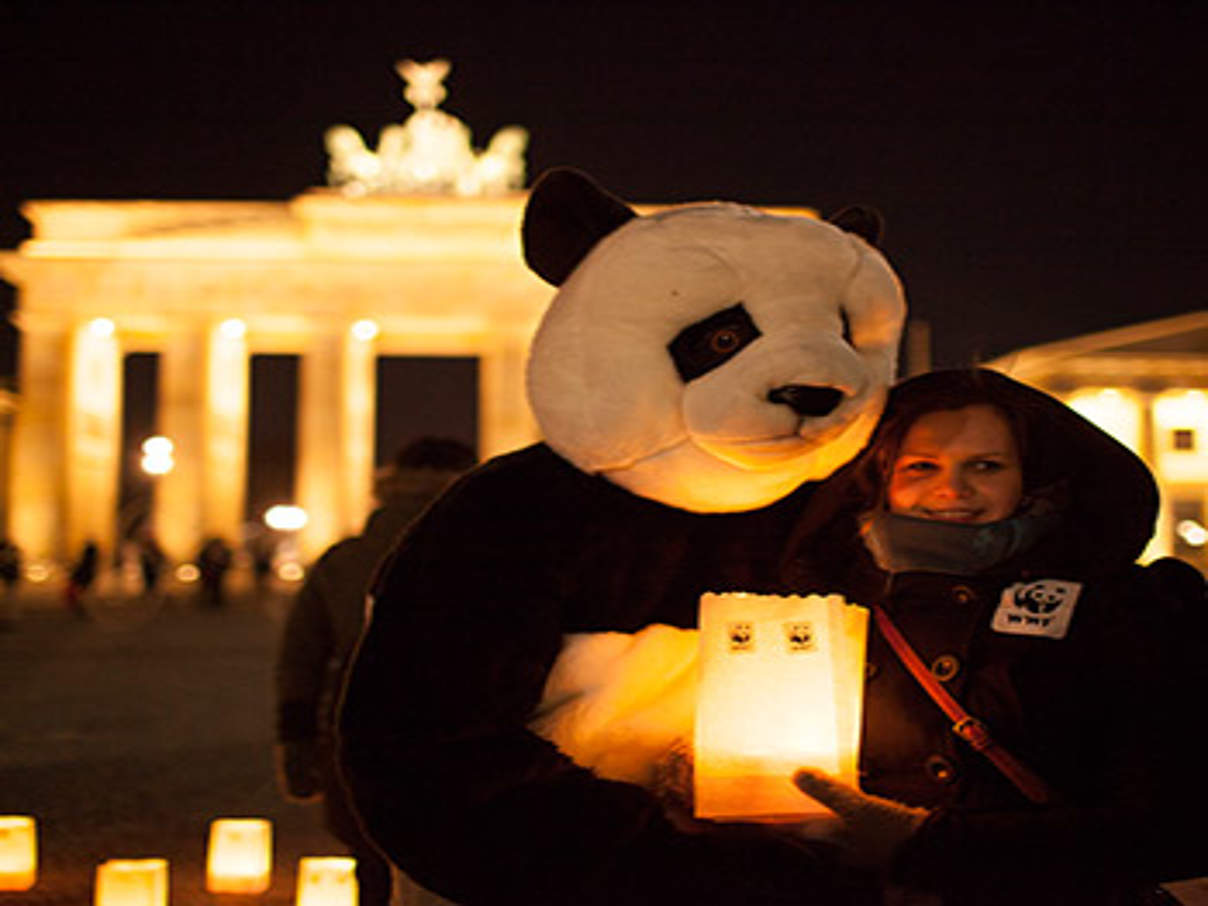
<box><xmin>0</xmin><ymin>816</ymin><xmax>36</xmax><ymax>891</ymax></box>
<box><xmin>205</xmin><ymin>818</ymin><xmax>272</xmax><ymax>894</ymax></box>
<box><xmin>295</xmin><ymin>856</ymin><xmax>358</xmax><ymax>906</ymax></box>
<box><xmin>694</xmin><ymin>592</ymin><xmax>868</xmax><ymax>821</ymax></box>
<box><xmin>94</xmin><ymin>859</ymin><xmax>168</xmax><ymax>906</ymax></box>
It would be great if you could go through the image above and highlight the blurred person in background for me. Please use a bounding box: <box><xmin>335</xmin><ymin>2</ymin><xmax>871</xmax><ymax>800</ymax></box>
<box><xmin>274</xmin><ymin>436</ymin><xmax>475</xmax><ymax>906</ymax></box>
<box><xmin>0</xmin><ymin>537</ymin><xmax>20</xmax><ymax>629</ymax></box>
<box><xmin>64</xmin><ymin>540</ymin><xmax>99</xmax><ymax>619</ymax></box>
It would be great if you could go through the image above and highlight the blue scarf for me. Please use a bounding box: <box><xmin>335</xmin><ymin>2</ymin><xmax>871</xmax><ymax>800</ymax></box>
<box><xmin>860</xmin><ymin>507</ymin><xmax>1059</xmax><ymax>577</ymax></box>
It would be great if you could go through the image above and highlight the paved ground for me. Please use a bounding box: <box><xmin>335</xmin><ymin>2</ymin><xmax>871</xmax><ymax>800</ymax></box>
<box><xmin>4</xmin><ymin>579</ymin><xmax>1208</xmax><ymax>906</ymax></box>
<box><xmin>0</xmin><ymin>581</ymin><xmax>339</xmax><ymax>905</ymax></box>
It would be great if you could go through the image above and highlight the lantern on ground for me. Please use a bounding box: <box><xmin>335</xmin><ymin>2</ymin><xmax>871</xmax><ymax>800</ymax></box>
<box><xmin>694</xmin><ymin>592</ymin><xmax>868</xmax><ymax>821</ymax></box>
<box><xmin>295</xmin><ymin>856</ymin><xmax>358</xmax><ymax>906</ymax></box>
<box><xmin>0</xmin><ymin>816</ymin><xmax>36</xmax><ymax>891</ymax></box>
<box><xmin>205</xmin><ymin>818</ymin><xmax>272</xmax><ymax>894</ymax></box>
<box><xmin>94</xmin><ymin>858</ymin><xmax>168</xmax><ymax>906</ymax></box>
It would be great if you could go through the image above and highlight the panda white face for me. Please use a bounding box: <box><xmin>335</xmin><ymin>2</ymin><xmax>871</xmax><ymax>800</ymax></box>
<box><xmin>526</xmin><ymin>201</ymin><xmax>906</xmax><ymax>513</ymax></box>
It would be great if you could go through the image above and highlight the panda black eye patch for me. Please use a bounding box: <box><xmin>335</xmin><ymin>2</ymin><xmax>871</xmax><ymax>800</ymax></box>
<box><xmin>667</xmin><ymin>303</ymin><xmax>762</xmax><ymax>382</ymax></box>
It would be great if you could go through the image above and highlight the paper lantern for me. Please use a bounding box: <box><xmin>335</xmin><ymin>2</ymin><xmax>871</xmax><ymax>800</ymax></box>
<box><xmin>205</xmin><ymin>818</ymin><xmax>272</xmax><ymax>894</ymax></box>
<box><xmin>694</xmin><ymin>592</ymin><xmax>868</xmax><ymax>821</ymax></box>
<box><xmin>94</xmin><ymin>859</ymin><xmax>168</xmax><ymax>906</ymax></box>
<box><xmin>295</xmin><ymin>856</ymin><xmax>358</xmax><ymax>906</ymax></box>
<box><xmin>0</xmin><ymin>816</ymin><xmax>36</xmax><ymax>891</ymax></box>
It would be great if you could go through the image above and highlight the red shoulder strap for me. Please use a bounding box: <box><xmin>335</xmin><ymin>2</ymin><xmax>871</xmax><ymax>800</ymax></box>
<box><xmin>872</xmin><ymin>605</ymin><xmax>1057</xmax><ymax>806</ymax></box>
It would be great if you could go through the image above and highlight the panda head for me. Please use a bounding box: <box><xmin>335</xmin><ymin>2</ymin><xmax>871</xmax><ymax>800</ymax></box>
<box><xmin>523</xmin><ymin>168</ymin><xmax>907</xmax><ymax>513</ymax></box>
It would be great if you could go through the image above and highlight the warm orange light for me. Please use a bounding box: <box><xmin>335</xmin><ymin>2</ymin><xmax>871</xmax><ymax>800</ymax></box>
<box><xmin>140</xmin><ymin>436</ymin><xmax>175</xmax><ymax>476</ymax></box>
<box><xmin>0</xmin><ymin>816</ymin><xmax>36</xmax><ymax>891</ymax></box>
<box><xmin>205</xmin><ymin>818</ymin><xmax>272</xmax><ymax>894</ymax></box>
<box><xmin>694</xmin><ymin>593</ymin><xmax>867</xmax><ymax>821</ymax></box>
<box><xmin>265</xmin><ymin>505</ymin><xmax>309</xmax><ymax>531</ymax></box>
<box><xmin>295</xmin><ymin>856</ymin><xmax>358</xmax><ymax>906</ymax></box>
<box><xmin>350</xmin><ymin>318</ymin><xmax>380</xmax><ymax>341</ymax></box>
<box><xmin>94</xmin><ymin>858</ymin><xmax>167</xmax><ymax>906</ymax></box>
<box><xmin>275</xmin><ymin>561</ymin><xmax>305</xmax><ymax>582</ymax></box>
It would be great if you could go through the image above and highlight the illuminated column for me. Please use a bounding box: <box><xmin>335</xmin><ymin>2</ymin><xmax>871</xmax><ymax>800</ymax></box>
<box><xmin>156</xmin><ymin>329</ymin><xmax>206</xmax><ymax>562</ymax></box>
<box><xmin>296</xmin><ymin>323</ymin><xmax>377</xmax><ymax>563</ymax></box>
<box><xmin>1064</xmin><ymin>387</ymin><xmax>1143</xmax><ymax>453</ymax></box>
<box><xmin>202</xmin><ymin>320</ymin><xmax>249</xmax><ymax>544</ymax></box>
<box><xmin>64</xmin><ymin>318</ymin><xmax>122</xmax><ymax>558</ymax></box>
<box><xmin>296</xmin><ymin>331</ymin><xmax>341</xmax><ymax>563</ymax></box>
<box><xmin>8</xmin><ymin>319</ymin><xmax>69</xmax><ymax>561</ymax></box>
<box><xmin>478</xmin><ymin>330</ymin><xmax>538</xmax><ymax>459</ymax></box>
<box><xmin>341</xmin><ymin>320</ymin><xmax>378</xmax><ymax>537</ymax></box>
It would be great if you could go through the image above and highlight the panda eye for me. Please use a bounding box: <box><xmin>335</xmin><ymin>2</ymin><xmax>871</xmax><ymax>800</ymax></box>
<box><xmin>667</xmin><ymin>303</ymin><xmax>762</xmax><ymax>383</ymax></box>
<box><xmin>709</xmin><ymin>328</ymin><xmax>741</xmax><ymax>354</ymax></box>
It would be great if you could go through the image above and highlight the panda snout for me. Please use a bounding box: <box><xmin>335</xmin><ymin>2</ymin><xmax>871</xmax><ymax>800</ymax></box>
<box><xmin>766</xmin><ymin>384</ymin><xmax>845</xmax><ymax>417</ymax></box>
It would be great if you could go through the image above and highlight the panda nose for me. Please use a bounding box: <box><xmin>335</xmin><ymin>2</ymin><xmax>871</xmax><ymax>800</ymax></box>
<box><xmin>767</xmin><ymin>384</ymin><xmax>845</xmax><ymax>417</ymax></box>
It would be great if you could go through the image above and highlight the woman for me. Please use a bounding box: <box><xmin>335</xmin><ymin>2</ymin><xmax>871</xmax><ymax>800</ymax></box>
<box><xmin>782</xmin><ymin>369</ymin><xmax>1205</xmax><ymax>905</ymax></box>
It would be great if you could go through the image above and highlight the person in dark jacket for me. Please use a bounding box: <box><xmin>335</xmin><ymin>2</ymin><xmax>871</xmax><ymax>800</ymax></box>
<box><xmin>137</xmin><ymin>533</ymin><xmax>166</xmax><ymax>600</ymax></box>
<box><xmin>275</xmin><ymin>437</ymin><xmax>475</xmax><ymax>906</ymax></box>
<box><xmin>0</xmin><ymin>537</ymin><xmax>21</xmax><ymax>629</ymax></box>
<box><xmin>197</xmin><ymin>536</ymin><xmax>233</xmax><ymax>608</ymax></box>
<box><xmin>782</xmin><ymin>368</ymin><xmax>1207</xmax><ymax>906</ymax></box>
<box><xmin>64</xmin><ymin>540</ymin><xmax>99</xmax><ymax>618</ymax></box>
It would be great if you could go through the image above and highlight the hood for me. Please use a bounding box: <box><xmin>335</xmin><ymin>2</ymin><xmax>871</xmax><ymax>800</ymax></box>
<box><xmin>785</xmin><ymin>369</ymin><xmax>1159</xmax><ymax>580</ymax></box>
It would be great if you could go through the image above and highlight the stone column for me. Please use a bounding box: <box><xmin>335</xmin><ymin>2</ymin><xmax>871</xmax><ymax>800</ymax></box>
<box><xmin>64</xmin><ymin>318</ymin><xmax>122</xmax><ymax>558</ymax></box>
<box><xmin>295</xmin><ymin>323</ymin><xmax>377</xmax><ymax>563</ymax></box>
<box><xmin>201</xmin><ymin>320</ymin><xmax>249</xmax><ymax>547</ymax></box>
<box><xmin>8</xmin><ymin>317</ymin><xmax>70</xmax><ymax>563</ymax></box>
<box><xmin>478</xmin><ymin>329</ymin><xmax>538</xmax><ymax>459</ymax></box>
<box><xmin>339</xmin><ymin>324</ymin><xmax>377</xmax><ymax>539</ymax></box>
<box><xmin>155</xmin><ymin>328</ymin><xmax>206</xmax><ymax>563</ymax></box>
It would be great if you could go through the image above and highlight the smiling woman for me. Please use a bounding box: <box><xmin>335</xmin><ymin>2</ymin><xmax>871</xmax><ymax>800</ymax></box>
<box><xmin>886</xmin><ymin>404</ymin><xmax>1023</xmax><ymax>525</ymax></box>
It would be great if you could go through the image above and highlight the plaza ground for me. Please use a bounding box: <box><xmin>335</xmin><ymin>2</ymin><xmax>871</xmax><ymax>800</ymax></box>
<box><xmin>0</xmin><ymin>579</ymin><xmax>338</xmax><ymax>905</ymax></box>
<box><xmin>3</xmin><ymin>577</ymin><xmax>1207</xmax><ymax>906</ymax></box>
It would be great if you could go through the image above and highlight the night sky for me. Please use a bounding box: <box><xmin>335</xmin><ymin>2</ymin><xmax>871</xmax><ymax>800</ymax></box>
<box><xmin>1</xmin><ymin>1</ymin><xmax>1204</xmax><ymax>505</ymax></box>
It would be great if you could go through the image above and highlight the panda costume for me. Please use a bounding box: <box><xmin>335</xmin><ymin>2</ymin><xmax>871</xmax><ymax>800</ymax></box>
<box><xmin>338</xmin><ymin>169</ymin><xmax>906</xmax><ymax>906</ymax></box>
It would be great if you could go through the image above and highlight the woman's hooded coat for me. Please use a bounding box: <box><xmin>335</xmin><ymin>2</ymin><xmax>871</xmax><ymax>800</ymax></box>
<box><xmin>782</xmin><ymin>369</ymin><xmax>1206</xmax><ymax>905</ymax></box>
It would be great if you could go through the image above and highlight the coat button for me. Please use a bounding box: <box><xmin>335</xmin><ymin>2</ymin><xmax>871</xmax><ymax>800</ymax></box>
<box><xmin>930</xmin><ymin>654</ymin><xmax>960</xmax><ymax>682</ymax></box>
<box><xmin>925</xmin><ymin>754</ymin><xmax>958</xmax><ymax>785</ymax></box>
<box><xmin>951</xmin><ymin>585</ymin><xmax>976</xmax><ymax>605</ymax></box>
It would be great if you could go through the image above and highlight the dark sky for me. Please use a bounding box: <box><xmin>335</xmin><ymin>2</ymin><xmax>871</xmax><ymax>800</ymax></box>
<box><xmin>1</xmin><ymin>0</ymin><xmax>1204</xmax><ymax>371</ymax></box>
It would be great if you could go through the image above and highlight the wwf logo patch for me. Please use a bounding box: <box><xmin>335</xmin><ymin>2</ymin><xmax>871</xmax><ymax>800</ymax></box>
<box><xmin>991</xmin><ymin>579</ymin><xmax>1082</xmax><ymax>639</ymax></box>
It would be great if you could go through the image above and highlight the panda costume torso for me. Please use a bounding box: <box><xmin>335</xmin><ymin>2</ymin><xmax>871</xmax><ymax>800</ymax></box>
<box><xmin>338</xmin><ymin>169</ymin><xmax>906</xmax><ymax>906</ymax></box>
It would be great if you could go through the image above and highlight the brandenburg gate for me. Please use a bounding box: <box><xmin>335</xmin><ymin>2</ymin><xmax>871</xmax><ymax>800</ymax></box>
<box><xmin>0</xmin><ymin>60</ymin><xmax>547</xmax><ymax>567</ymax></box>
<box><xmin>0</xmin><ymin>192</ymin><xmax>546</xmax><ymax>566</ymax></box>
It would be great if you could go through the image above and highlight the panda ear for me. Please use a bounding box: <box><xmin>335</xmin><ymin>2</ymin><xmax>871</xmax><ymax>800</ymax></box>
<box><xmin>522</xmin><ymin>168</ymin><xmax>637</xmax><ymax>286</ymax></box>
<box><xmin>826</xmin><ymin>205</ymin><xmax>884</xmax><ymax>247</ymax></box>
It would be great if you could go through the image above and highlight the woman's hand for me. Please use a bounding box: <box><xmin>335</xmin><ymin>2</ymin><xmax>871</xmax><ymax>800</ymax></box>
<box><xmin>792</xmin><ymin>769</ymin><xmax>929</xmax><ymax>871</ymax></box>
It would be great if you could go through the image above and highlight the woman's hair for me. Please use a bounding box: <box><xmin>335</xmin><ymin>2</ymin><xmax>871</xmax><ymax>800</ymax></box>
<box><xmin>858</xmin><ymin>369</ymin><xmax>1048</xmax><ymax>508</ymax></box>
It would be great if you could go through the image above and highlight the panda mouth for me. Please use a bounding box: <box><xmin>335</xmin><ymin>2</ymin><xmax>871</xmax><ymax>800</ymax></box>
<box><xmin>695</xmin><ymin>417</ymin><xmax>857</xmax><ymax>467</ymax></box>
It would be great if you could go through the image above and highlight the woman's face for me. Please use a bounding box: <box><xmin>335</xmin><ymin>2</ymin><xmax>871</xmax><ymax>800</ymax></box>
<box><xmin>887</xmin><ymin>404</ymin><xmax>1023</xmax><ymax>525</ymax></box>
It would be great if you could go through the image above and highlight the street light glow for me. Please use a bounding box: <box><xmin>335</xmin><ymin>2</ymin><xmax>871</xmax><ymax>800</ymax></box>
<box><xmin>87</xmin><ymin>317</ymin><xmax>115</xmax><ymax>338</ymax></box>
<box><xmin>350</xmin><ymin>319</ymin><xmax>380</xmax><ymax>341</ymax></box>
<box><xmin>1177</xmin><ymin>519</ymin><xmax>1207</xmax><ymax>548</ymax></box>
<box><xmin>140</xmin><ymin>435</ymin><xmax>175</xmax><ymax>476</ymax></box>
<box><xmin>218</xmin><ymin>318</ymin><xmax>246</xmax><ymax>340</ymax></box>
<box><xmin>264</xmin><ymin>505</ymin><xmax>308</xmax><ymax>531</ymax></box>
